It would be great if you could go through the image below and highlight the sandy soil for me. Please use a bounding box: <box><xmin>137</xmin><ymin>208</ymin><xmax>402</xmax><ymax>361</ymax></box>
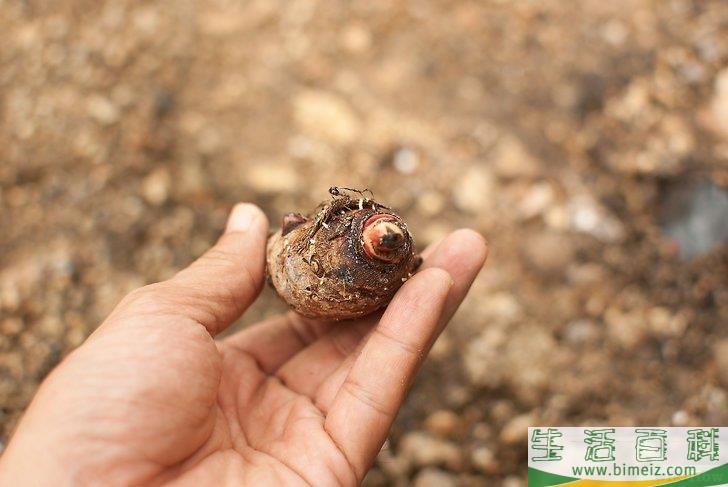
<box><xmin>1</xmin><ymin>1</ymin><xmax>727</xmax><ymax>484</ymax></box>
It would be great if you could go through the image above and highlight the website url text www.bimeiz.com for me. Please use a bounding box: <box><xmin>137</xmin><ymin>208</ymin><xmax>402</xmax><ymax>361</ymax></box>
<box><xmin>571</xmin><ymin>464</ymin><xmax>697</xmax><ymax>477</ymax></box>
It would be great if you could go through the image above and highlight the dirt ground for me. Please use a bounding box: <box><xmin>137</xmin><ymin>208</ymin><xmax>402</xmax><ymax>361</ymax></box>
<box><xmin>1</xmin><ymin>0</ymin><xmax>727</xmax><ymax>485</ymax></box>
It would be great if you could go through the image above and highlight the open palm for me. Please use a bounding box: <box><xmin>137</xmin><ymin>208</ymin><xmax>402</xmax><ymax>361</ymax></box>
<box><xmin>0</xmin><ymin>204</ymin><xmax>487</xmax><ymax>486</ymax></box>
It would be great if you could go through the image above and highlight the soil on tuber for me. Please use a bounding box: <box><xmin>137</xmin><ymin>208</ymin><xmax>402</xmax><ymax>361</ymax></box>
<box><xmin>266</xmin><ymin>187</ymin><xmax>422</xmax><ymax>320</ymax></box>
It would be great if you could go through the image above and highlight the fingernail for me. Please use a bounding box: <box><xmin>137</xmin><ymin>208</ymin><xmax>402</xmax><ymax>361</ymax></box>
<box><xmin>226</xmin><ymin>203</ymin><xmax>259</xmax><ymax>233</ymax></box>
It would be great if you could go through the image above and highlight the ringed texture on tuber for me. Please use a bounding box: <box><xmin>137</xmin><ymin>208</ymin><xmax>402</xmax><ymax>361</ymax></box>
<box><xmin>266</xmin><ymin>188</ymin><xmax>421</xmax><ymax>320</ymax></box>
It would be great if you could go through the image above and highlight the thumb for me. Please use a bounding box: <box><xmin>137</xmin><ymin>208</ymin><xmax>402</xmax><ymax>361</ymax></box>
<box><xmin>115</xmin><ymin>203</ymin><xmax>269</xmax><ymax>335</ymax></box>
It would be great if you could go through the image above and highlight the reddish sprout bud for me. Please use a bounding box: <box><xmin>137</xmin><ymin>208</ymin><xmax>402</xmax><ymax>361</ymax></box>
<box><xmin>362</xmin><ymin>214</ymin><xmax>406</xmax><ymax>263</ymax></box>
<box><xmin>281</xmin><ymin>213</ymin><xmax>307</xmax><ymax>236</ymax></box>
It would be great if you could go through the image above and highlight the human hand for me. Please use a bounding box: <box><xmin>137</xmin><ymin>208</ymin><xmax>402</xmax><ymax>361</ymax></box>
<box><xmin>0</xmin><ymin>203</ymin><xmax>487</xmax><ymax>486</ymax></box>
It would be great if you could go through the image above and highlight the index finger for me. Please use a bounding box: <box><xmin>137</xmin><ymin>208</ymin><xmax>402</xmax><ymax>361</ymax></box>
<box><xmin>323</xmin><ymin>267</ymin><xmax>453</xmax><ymax>481</ymax></box>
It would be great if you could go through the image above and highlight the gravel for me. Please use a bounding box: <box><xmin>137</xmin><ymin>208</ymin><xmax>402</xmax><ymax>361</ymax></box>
<box><xmin>1</xmin><ymin>0</ymin><xmax>727</xmax><ymax>484</ymax></box>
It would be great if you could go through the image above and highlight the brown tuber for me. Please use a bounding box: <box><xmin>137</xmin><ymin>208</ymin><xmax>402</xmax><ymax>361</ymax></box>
<box><xmin>266</xmin><ymin>188</ymin><xmax>421</xmax><ymax>320</ymax></box>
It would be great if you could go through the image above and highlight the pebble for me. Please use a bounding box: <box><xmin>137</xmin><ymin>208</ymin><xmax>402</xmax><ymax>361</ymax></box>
<box><xmin>605</xmin><ymin>307</ymin><xmax>647</xmax><ymax>350</ymax></box>
<box><xmin>499</xmin><ymin>413</ymin><xmax>535</xmax><ymax>446</ymax></box>
<box><xmin>141</xmin><ymin>168</ymin><xmax>171</xmax><ymax>206</ymax></box>
<box><xmin>564</xmin><ymin>319</ymin><xmax>600</xmax><ymax>345</ymax></box>
<box><xmin>341</xmin><ymin>24</ymin><xmax>372</xmax><ymax>54</ymax></box>
<box><xmin>471</xmin><ymin>422</ymin><xmax>493</xmax><ymax>442</ymax></box>
<box><xmin>392</xmin><ymin>147</ymin><xmax>420</xmax><ymax>174</ymax></box>
<box><xmin>503</xmin><ymin>475</ymin><xmax>525</xmax><ymax>487</ymax></box>
<box><xmin>398</xmin><ymin>431</ymin><xmax>463</xmax><ymax>471</ymax></box>
<box><xmin>601</xmin><ymin>19</ymin><xmax>628</xmax><ymax>46</ymax></box>
<box><xmin>471</xmin><ymin>446</ymin><xmax>499</xmax><ymax>475</ymax></box>
<box><xmin>424</xmin><ymin>409</ymin><xmax>461</xmax><ymax>438</ymax></box>
<box><xmin>0</xmin><ymin>318</ymin><xmax>23</xmax><ymax>337</ymax></box>
<box><xmin>568</xmin><ymin>194</ymin><xmax>625</xmax><ymax>243</ymax></box>
<box><xmin>293</xmin><ymin>90</ymin><xmax>360</xmax><ymax>144</ymax></box>
<box><xmin>479</xmin><ymin>292</ymin><xmax>523</xmax><ymax>323</ymax></box>
<box><xmin>672</xmin><ymin>410</ymin><xmax>694</xmax><ymax>426</ymax></box>
<box><xmin>491</xmin><ymin>135</ymin><xmax>540</xmax><ymax>178</ymax></box>
<box><xmin>647</xmin><ymin>307</ymin><xmax>687</xmax><ymax>338</ymax></box>
<box><xmin>86</xmin><ymin>95</ymin><xmax>120</xmax><ymax>126</ymax></box>
<box><xmin>709</xmin><ymin>68</ymin><xmax>728</xmax><ymax>138</ymax></box>
<box><xmin>412</xmin><ymin>468</ymin><xmax>457</xmax><ymax>487</ymax></box>
<box><xmin>518</xmin><ymin>182</ymin><xmax>555</xmax><ymax>219</ymax></box>
<box><xmin>417</xmin><ymin>190</ymin><xmax>445</xmax><ymax>216</ymax></box>
<box><xmin>452</xmin><ymin>165</ymin><xmax>495</xmax><ymax>213</ymax></box>
<box><xmin>444</xmin><ymin>384</ymin><xmax>473</xmax><ymax>408</ymax></box>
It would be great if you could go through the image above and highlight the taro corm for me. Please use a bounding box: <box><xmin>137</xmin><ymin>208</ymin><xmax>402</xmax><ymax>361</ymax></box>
<box><xmin>266</xmin><ymin>187</ymin><xmax>422</xmax><ymax>320</ymax></box>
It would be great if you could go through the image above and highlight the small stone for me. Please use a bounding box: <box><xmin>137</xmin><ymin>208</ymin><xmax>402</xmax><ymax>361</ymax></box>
<box><xmin>567</xmin><ymin>263</ymin><xmax>606</xmax><ymax>285</ymax></box>
<box><xmin>399</xmin><ymin>432</ymin><xmax>463</xmax><ymax>470</ymax></box>
<box><xmin>608</xmin><ymin>79</ymin><xmax>649</xmax><ymax>121</ymax></box>
<box><xmin>471</xmin><ymin>422</ymin><xmax>493</xmax><ymax>441</ymax></box>
<box><xmin>1</xmin><ymin>318</ymin><xmax>23</xmax><ymax>336</ymax></box>
<box><xmin>341</xmin><ymin>24</ymin><xmax>372</xmax><ymax>53</ymax></box>
<box><xmin>413</xmin><ymin>468</ymin><xmax>457</xmax><ymax>487</ymax></box>
<box><xmin>424</xmin><ymin>409</ymin><xmax>461</xmax><ymax>438</ymax></box>
<box><xmin>564</xmin><ymin>319</ymin><xmax>600</xmax><ymax>345</ymax></box>
<box><xmin>491</xmin><ymin>135</ymin><xmax>540</xmax><ymax>178</ymax></box>
<box><xmin>66</xmin><ymin>327</ymin><xmax>87</xmax><ymax>348</ymax></box>
<box><xmin>499</xmin><ymin>413</ymin><xmax>534</xmax><ymax>445</ymax></box>
<box><xmin>544</xmin><ymin>204</ymin><xmax>570</xmax><ymax>230</ymax></box>
<box><xmin>601</xmin><ymin>19</ymin><xmax>628</xmax><ymax>46</ymax></box>
<box><xmin>293</xmin><ymin>90</ymin><xmax>360</xmax><ymax>144</ymax></box>
<box><xmin>417</xmin><ymin>190</ymin><xmax>445</xmax><ymax>216</ymax></box>
<box><xmin>471</xmin><ymin>446</ymin><xmax>498</xmax><ymax>475</ymax></box>
<box><xmin>246</xmin><ymin>162</ymin><xmax>299</xmax><ymax>193</ymax></box>
<box><xmin>709</xmin><ymin>68</ymin><xmax>728</xmax><ymax>138</ymax></box>
<box><xmin>518</xmin><ymin>182</ymin><xmax>555</xmax><ymax>219</ymax></box>
<box><xmin>605</xmin><ymin>307</ymin><xmax>646</xmax><ymax>350</ymax></box>
<box><xmin>444</xmin><ymin>384</ymin><xmax>472</xmax><ymax>408</ymax></box>
<box><xmin>38</xmin><ymin>316</ymin><xmax>63</xmax><ymax>339</ymax></box>
<box><xmin>568</xmin><ymin>194</ymin><xmax>625</xmax><ymax>243</ymax></box>
<box><xmin>392</xmin><ymin>147</ymin><xmax>420</xmax><ymax>174</ymax></box>
<box><xmin>452</xmin><ymin>166</ymin><xmax>495</xmax><ymax>213</ymax></box>
<box><xmin>503</xmin><ymin>475</ymin><xmax>525</xmax><ymax>487</ymax></box>
<box><xmin>672</xmin><ymin>410</ymin><xmax>694</xmax><ymax>426</ymax></box>
<box><xmin>481</xmin><ymin>292</ymin><xmax>523</xmax><ymax>323</ymax></box>
<box><xmin>141</xmin><ymin>168</ymin><xmax>171</xmax><ymax>206</ymax></box>
<box><xmin>648</xmin><ymin>307</ymin><xmax>687</xmax><ymax>338</ymax></box>
<box><xmin>87</xmin><ymin>95</ymin><xmax>120</xmax><ymax>125</ymax></box>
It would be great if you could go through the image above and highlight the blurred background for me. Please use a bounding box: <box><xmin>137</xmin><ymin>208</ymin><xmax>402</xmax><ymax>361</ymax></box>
<box><xmin>1</xmin><ymin>0</ymin><xmax>727</xmax><ymax>485</ymax></box>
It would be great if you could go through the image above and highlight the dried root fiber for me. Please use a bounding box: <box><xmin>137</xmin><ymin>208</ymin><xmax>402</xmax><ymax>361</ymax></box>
<box><xmin>266</xmin><ymin>187</ymin><xmax>421</xmax><ymax>320</ymax></box>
